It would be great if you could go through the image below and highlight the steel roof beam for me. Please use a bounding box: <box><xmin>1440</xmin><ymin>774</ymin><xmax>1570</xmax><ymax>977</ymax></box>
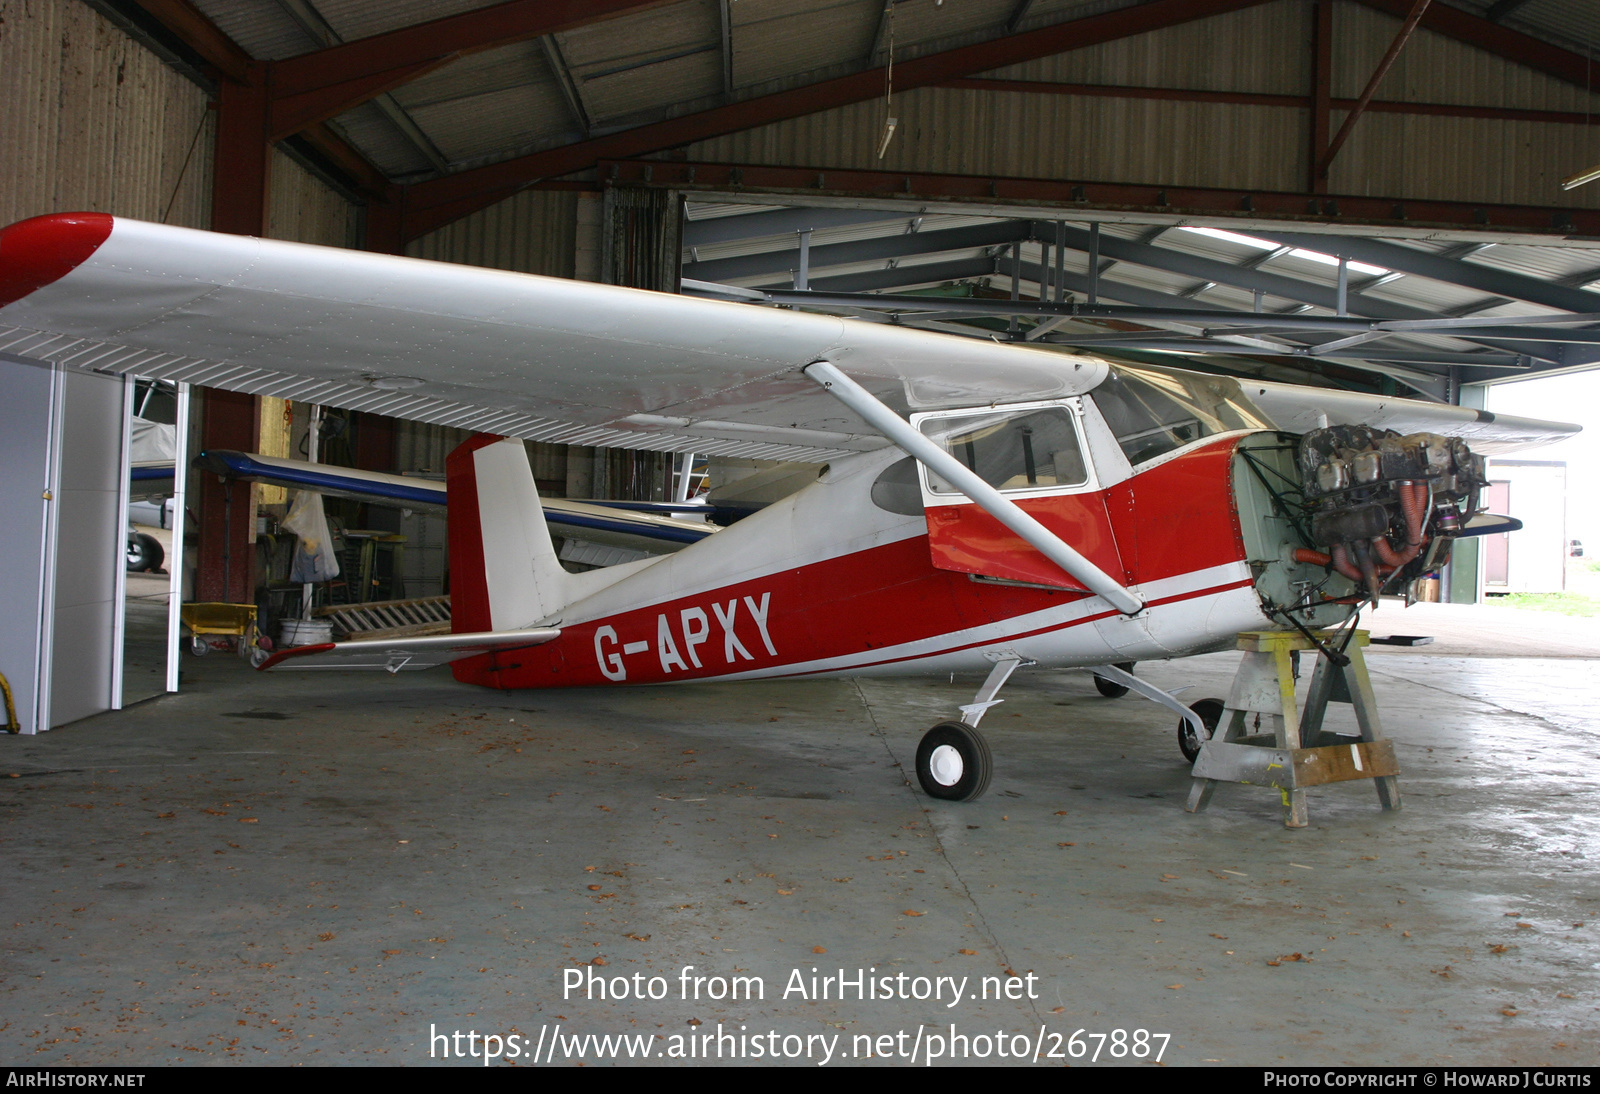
<box><xmin>270</xmin><ymin>0</ymin><xmax>669</xmax><ymax>100</ymax></box>
<box><xmin>1043</xmin><ymin>222</ymin><xmax>1571</xmax><ymax>363</ymax></box>
<box><xmin>684</xmin><ymin>220</ymin><xmax>1033</xmax><ymax>282</ymax></box>
<box><xmin>1249</xmin><ymin>231</ymin><xmax>1600</xmax><ymax>315</ymax></box>
<box><xmin>768</xmin><ymin>258</ymin><xmax>998</xmax><ymax>295</ymax></box>
<box><xmin>683</xmin><ymin>207</ymin><xmax>911</xmax><ymax>247</ymax></box>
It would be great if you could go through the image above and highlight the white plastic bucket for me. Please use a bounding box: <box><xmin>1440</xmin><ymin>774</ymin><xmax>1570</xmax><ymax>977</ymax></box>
<box><xmin>280</xmin><ymin>618</ymin><xmax>334</xmax><ymax>647</ymax></box>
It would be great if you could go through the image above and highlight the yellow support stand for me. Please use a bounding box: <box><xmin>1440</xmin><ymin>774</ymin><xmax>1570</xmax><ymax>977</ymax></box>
<box><xmin>1184</xmin><ymin>629</ymin><xmax>1401</xmax><ymax>828</ymax></box>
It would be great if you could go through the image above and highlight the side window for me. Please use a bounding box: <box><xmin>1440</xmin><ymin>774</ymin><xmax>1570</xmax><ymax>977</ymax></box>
<box><xmin>1089</xmin><ymin>368</ymin><xmax>1266</xmax><ymax>466</ymax></box>
<box><xmin>1091</xmin><ymin>373</ymin><xmax>1204</xmax><ymax>465</ymax></box>
<box><xmin>918</xmin><ymin>406</ymin><xmax>1088</xmax><ymax>495</ymax></box>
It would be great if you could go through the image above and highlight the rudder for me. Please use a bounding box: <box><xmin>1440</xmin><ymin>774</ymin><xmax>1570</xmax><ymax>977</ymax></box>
<box><xmin>446</xmin><ymin>435</ymin><xmax>570</xmax><ymax>632</ymax></box>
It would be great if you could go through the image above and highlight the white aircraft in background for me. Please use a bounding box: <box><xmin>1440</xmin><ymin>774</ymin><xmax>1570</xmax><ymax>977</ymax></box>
<box><xmin>0</xmin><ymin>213</ymin><xmax>1572</xmax><ymax>800</ymax></box>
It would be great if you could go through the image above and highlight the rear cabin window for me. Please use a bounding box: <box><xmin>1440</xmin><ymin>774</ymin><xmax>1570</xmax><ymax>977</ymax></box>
<box><xmin>918</xmin><ymin>406</ymin><xmax>1088</xmax><ymax>495</ymax></box>
<box><xmin>1089</xmin><ymin>367</ymin><xmax>1266</xmax><ymax>466</ymax></box>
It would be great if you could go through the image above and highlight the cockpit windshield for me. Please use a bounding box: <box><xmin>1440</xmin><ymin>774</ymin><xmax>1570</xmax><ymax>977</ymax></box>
<box><xmin>1089</xmin><ymin>366</ymin><xmax>1269</xmax><ymax>466</ymax></box>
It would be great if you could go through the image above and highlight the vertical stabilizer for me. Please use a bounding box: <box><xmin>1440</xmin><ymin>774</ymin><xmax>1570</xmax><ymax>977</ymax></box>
<box><xmin>446</xmin><ymin>435</ymin><xmax>569</xmax><ymax>632</ymax></box>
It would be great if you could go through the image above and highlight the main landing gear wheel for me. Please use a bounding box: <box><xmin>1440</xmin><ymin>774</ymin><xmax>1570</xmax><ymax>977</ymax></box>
<box><xmin>915</xmin><ymin>721</ymin><xmax>994</xmax><ymax>802</ymax></box>
<box><xmin>127</xmin><ymin>532</ymin><xmax>164</xmax><ymax>573</ymax></box>
<box><xmin>1179</xmin><ymin>698</ymin><xmax>1226</xmax><ymax>765</ymax></box>
<box><xmin>1092</xmin><ymin>662</ymin><xmax>1137</xmax><ymax>698</ymax></box>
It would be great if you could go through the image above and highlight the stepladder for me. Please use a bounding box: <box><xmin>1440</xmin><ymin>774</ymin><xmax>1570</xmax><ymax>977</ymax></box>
<box><xmin>1185</xmin><ymin>629</ymin><xmax>1401</xmax><ymax>828</ymax></box>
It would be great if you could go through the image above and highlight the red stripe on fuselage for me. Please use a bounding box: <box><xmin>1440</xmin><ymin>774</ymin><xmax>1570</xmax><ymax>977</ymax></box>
<box><xmin>455</xmin><ymin>436</ymin><xmax>1253</xmax><ymax>690</ymax></box>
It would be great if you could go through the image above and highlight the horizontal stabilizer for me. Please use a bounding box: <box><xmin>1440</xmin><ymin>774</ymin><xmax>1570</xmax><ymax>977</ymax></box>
<box><xmin>255</xmin><ymin>628</ymin><xmax>560</xmax><ymax>673</ymax></box>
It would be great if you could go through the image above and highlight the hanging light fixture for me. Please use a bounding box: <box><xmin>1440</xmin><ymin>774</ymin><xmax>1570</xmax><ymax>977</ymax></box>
<box><xmin>877</xmin><ymin>1</ymin><xmax>897</xmax><ymax>159</ymax></box>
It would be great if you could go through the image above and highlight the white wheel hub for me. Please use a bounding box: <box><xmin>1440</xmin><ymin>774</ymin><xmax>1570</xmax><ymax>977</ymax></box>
<box><xmin>928</xmin><ymin>744</ymin><xmax>965</xmax><ymax>787</ymax></box>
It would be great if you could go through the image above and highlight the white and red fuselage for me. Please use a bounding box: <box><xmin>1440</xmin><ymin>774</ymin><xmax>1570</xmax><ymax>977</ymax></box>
<box><xmin>445</xmin><ymin>428</ymin><xmax>1276</xmax><ymax>692</ymax></box>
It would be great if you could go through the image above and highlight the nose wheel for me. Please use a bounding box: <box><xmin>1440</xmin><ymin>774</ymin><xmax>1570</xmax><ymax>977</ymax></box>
<box><xmin>915</xmin><ymin>721</ymin><xmax>994</xmax><ymax>802</ymax></box>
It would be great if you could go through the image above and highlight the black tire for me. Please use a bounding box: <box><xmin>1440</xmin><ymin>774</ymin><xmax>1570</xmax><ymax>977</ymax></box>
<box><xmin>1179</xmin><ymin>698</ymin><xmax>1226</xmax><ymax>764</ymax></box>
<box><xmin>915</xmin><ymin>721</ymin><xmax>994</xmax><ymax>802</ymax></box>
<box><xmin>127</xmin><ymin>532</ymin><xmax>164</xmax><ymax>573</ymax></box>
<box><xmin>1092</xmin><ymin>661</ymin><xmax>1136</xmax><ymax>698</ymax></box>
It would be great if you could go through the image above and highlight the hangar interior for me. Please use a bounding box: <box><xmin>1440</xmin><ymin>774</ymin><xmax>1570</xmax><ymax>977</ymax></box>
<box><xmin>2</xmin><ymin>0</ymin><xmax>1599</xmax><ymax>1067</ymax></box>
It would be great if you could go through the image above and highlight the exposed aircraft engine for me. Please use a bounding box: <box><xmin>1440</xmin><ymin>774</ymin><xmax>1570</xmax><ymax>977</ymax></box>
<box><xmin>1296</xmin><ymin>425</ymin><xmax>1487</xmax><ymax>601</ymax></box>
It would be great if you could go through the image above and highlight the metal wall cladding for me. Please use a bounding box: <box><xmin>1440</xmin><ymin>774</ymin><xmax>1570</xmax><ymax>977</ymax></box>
<box><xmin>267</xmin><ymin>150</ymin><xmax>358</xmax><ymax>246</ymax></box>
<box><xmin>557</xmin><ymin>1</ymin><xmax>723</xmax><ymax>124</ymax></box>
<box><xmin>1333</xmin><ymin>1</ymin><xmax>1600</xmax><ymax>111</ymax></box>
<box><xmin>1327</xmin><ymin>110</ymin><xmax>1600</xmax><ymax>210</ymax></box>
<box><xmin>689</xmin><ymin>83</ymin><xmax>1307</xmax><ymax>192</ymax></box>
<box><xmin>406</xmin><ymin>189</ymin><xmax>580</xmax><ymax>279</ymax></box>
<box><xmin>0</xmin><ymin>0</ymin><xmax>213</xmax><ymax>229</ymax></box>
<box><xmin>990</xmin><ymin>1</ymin><xmax>1311</xmax><ymax>94</ymax></box>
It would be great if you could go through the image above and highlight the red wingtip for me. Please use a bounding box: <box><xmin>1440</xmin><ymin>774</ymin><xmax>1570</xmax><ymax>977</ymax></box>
<box><xmin>0</xmin><ymin>212</ymin><xmax>114</xmax><ymax>309</ymax></box>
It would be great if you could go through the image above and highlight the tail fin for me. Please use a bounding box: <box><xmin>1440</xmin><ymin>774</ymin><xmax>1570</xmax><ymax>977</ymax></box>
<box><xmin>446</xmin><ymin>435</ymin><xmax>570</xmax><ymax>632</ymax></box>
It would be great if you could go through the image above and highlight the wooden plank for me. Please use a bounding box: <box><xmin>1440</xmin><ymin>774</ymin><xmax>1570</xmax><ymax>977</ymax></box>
<box><xmin>1290</xmin><ymin>740</ymin><xmax>1399</xmax><ymax>788</ymax></box>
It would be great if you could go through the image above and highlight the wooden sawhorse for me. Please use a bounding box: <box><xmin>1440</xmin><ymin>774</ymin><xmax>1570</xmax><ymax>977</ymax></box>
<box><xmin>1185</xmin><ymin>629</ymin><xmax>1401</xmax><ymax>828</ymax></box>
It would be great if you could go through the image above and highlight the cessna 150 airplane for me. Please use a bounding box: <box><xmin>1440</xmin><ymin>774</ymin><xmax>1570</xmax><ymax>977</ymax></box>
<box><xmin>0</xmin><ymin>213</ymin><xmax>1576</xmax><ymax>801</ymax></box>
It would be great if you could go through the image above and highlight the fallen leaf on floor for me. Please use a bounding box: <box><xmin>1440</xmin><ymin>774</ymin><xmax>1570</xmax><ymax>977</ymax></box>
<box><xmin>1501</xmin><ymin>1008</ymin><xmax>1517</xmax><ymax>1017</ymax></box>
<box><xmin>1488</xmin><ymin>944</ymin><xmax>1508</xmax><ymax>954</ymax></box>
<box><xmin>813</xmin><ymin>946</ymin><xmax>827</xmax><ymax>954</ymax></box>
<box><xmin>958</xmin><ymin>949</ymin><xmax>976</xmax><ymax>955</ymax></box>
<box><xmin>1210</xmin><ymin>934</ymin><xmax>1228</xmax><ymax>940</ymax></box>
<box><xmin>903</xmin><ymin>910</ymin><xmax>924</xmax><ymax>917</ymax></box>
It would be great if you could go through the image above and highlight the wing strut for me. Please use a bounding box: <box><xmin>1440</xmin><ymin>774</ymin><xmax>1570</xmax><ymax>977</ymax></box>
<box><xmin>803</xmin><ymin>361</ymin><xmax>1144</xmax><ymax>616</ymax></box>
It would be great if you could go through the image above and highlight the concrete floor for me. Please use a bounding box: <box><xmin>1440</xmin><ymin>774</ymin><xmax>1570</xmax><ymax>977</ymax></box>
<box><xmin>3</xmin><ymin>641</ymin><xmax>1599</xmax><ymax>1067</ymax></box>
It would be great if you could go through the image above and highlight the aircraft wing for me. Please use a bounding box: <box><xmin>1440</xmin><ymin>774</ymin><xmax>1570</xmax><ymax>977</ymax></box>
<box><xmin>194</xmin><ymin>449</ymin><xmax>715</xmax><ymax>552</ymax></box>
<box><xmin>1246</xmin><ymin>380</ymin><xmax>1579</xmax><ymax>454</ymax></box>
<box><xmin>0</xmin><ymin>214</ymin><xmax>1107</xmax><ymax>463</ymax></box>
<box><xmin>256</xmin><ymin>628</ymin><xmax>560</xmax><ymax>672</ymax></box>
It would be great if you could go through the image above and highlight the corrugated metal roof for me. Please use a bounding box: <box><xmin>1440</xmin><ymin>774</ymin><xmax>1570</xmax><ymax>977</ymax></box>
<box><xmin>188</xmin><ymin>0</ymin><xmax>318</xmax><ymax>59</ymax></box>
<box><xmin>1449</xmin><ymin>0</ymin><xmax>1599</xmax><ymax>54</ymax></box>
